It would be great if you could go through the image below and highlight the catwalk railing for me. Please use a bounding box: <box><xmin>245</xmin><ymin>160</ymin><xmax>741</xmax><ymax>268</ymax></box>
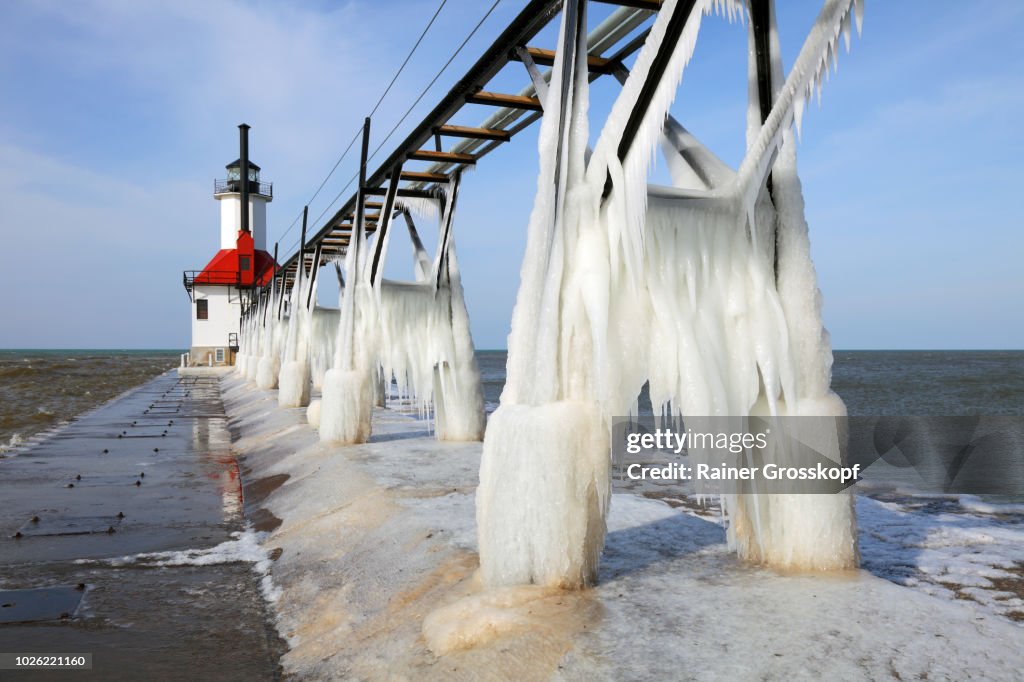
<box><xmin>260</xmin><ymin>0</ymin><xmax>663</xmax><ymax>303</ymax></box>
<box><xmin>214</xmin><ymin>179</ymin><xmax>274</xmax><ymax>198</ymax></box>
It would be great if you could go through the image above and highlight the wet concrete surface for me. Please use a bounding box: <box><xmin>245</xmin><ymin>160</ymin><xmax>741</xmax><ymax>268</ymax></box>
<box><xmin>0</xmin><ymin>373</ymin><xmax>284</xmax><ymax>680</ymax></box>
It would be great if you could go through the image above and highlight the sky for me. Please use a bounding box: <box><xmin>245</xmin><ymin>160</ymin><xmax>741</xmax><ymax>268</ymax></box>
<box><xmin>0</xmin><ymin>0</ymin><xmax>1021</xmax><ymax>350</ymax></box>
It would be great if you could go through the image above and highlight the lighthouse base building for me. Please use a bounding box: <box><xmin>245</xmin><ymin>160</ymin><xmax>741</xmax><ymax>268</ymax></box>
<box><xmin>183</xmin><ymin>125</ymin><xmax>276</xmax><ymax>367</ymax></box>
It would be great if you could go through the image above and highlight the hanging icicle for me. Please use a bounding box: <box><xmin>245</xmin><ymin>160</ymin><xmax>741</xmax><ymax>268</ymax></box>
<box><xmin>367</xmin><ymin>176</ymin><xmax>484</xmax><ymax>440</ymax></box>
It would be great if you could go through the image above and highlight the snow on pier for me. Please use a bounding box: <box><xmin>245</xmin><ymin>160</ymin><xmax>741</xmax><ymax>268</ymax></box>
<box><xmin>222</xmin><ymin>374</ymin><xmax>1024</xmax><ymax>680</ymax></box>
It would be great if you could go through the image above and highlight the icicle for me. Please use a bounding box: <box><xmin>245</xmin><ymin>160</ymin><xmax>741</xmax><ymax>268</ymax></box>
<box><xmin>366</xmin><ymin>254</ymin><xmax>483</xmax><ymax>440</ymax></box>
<box><xmin>736</xmin><ymin>0</ymin><xmax>860</xmax><ymax>199</ymax></box>
<box><xmin>255</xmin><ymin>286</ymin><xmax>281</xmax><ymax>390</ymax></box>
<box><xmin>584</xmin><ymin>0</ymin><xmax>715</xmax><ymax>285</ymax></box>
<box><xmin>711</xmin><ymin>0</ymin><xmax>740</xmax><ymax>23</ymax></box>
<box><xmin>278</xmin><ymin>260</ymin><xmax>315</xmax><ymax>407</ymax></box>
<box><xmin>395</xmin><ymin>195</ymin><xmax>442</xmax><ymax>223</ymax></box>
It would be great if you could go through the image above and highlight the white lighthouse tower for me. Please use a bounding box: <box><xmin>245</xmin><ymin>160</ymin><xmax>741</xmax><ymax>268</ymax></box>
<box><xmin>183</xmin><ymin>124</ymin><xmax>276</xmax><ymax>366</ymax></box>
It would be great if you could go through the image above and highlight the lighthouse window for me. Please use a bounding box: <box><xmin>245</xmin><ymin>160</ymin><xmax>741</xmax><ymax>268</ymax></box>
<box><xmin>239</xmin><ymin>256</ymin><xmax>251</xmax><ymax>271</ymax></box>
<box><xmin>196</xmin><ymin>299</ymin><xmax>208</xmax><ymax>320</ymax></box>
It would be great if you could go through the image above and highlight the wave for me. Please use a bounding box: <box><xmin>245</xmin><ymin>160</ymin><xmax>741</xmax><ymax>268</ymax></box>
<box><xmin>30</xmin><ymin>408</ymin><xmax>58</xmax><ymax>423</ymax></box>
<box><xmin>0</xmin><ymin>366</ymin><xmax>38</xmax><ymax>378</ymax></box>
<box><xmin>0</xmin><ymin>353</ymin><xmax>178</xmax><ymax>450</ymax></box>
<box><xmin>957</xmin><ymin>494</ymin><xmax>1024</xmax><ymax>515</ymax></box>
<box><xmin>0</xmin><ymin>432</ymin><xmax>23</xmax><ymax>455</ymax></box>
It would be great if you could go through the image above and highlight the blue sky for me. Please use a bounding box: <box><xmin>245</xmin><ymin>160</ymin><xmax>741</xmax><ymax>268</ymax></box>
<box><xmin>0</xmin><ymin>0</ymin><xmax>1021</xmax><ymax>350</ymax></box>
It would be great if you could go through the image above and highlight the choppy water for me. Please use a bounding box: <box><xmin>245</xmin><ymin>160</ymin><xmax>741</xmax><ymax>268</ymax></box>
<box><xmin>4</xmin><ymin>350</ymin><xmax>1020</xmax><ymax>456</ymax></box>
<box><xmin>477</xmin><ymin>350</ymin><xmax>1024</xmax><ymax>417</ymax></box>
<box><xmin>0</xmin><ymin>349</ymin><xmax>180</xmax><ymax>453</ymax></box>
<box><xmin>831</xmin><ymin>350</ymin><xmax>1024</xmax><ymax>416</ymax></box>
<box><xmin>480</xmin><ymin>349</ymin><xmax>1024</xmax><ymax>502</ymax></box>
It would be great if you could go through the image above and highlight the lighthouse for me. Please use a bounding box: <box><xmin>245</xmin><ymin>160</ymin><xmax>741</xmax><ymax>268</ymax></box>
<box><xmin>183</xmin><ymin>124</ymin><xmax>276</xmax><ymax>366</ymax></box>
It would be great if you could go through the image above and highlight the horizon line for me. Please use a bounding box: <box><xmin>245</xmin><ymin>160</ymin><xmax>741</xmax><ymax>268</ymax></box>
<box><xmin>1</xmin><ymin>347</ymin><xmax>1022</xmax><ymax>353</ymax></box>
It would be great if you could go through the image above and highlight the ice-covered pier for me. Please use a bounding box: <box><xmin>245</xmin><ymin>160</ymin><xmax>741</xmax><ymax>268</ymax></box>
<box><xmin>223</xmin><ymin>374</ymin><xmax>1024</xmax><ymax>679</ymax></box>
<box><xmin>231</xmin><ymin>0</ymin><xmax>864</xmax><ymax>589</ymax></box>
<box><xmin>183</xmin><ymin>0</ymin><xmax>1023</xmax><ymax>677</ymax></box>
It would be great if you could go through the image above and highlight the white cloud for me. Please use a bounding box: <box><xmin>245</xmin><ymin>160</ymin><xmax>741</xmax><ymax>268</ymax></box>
<box><xmin>0</xmin><ymin>0</ymin><xmax>505</xmax><ymax>346</ymax></box>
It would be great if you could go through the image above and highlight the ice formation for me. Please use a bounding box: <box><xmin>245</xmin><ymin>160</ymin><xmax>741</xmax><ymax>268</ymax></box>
<box><xmin>243</xmin><ymin>284</ymin><xmax>284</xmax><ymax>388</ymax></box>
<box><xmin>375</xmin><ymin>273</ymin><xmax>485</xmax><ymax>440</ymax></box>
<box><xmin>253</xmin><ymin>282</ymin><xmax>285</xmax><ymax>390</ymax></box>
<box><xmin>319</xmin><ymin>223</ymin><xmax>375</xmax><ymax>443</ymax></box>
<box><xmin>478</xmin><ymin>0</ymin><xmax>862</xmax><ymax>587</ymax></box>
<box><xmin>278</xmin><ymin>256</ymin><xmax>315</xmax><ymax>408</ymax></box>
<box><xmin>431</xmin><ymin>239</ymin><xmax>486</xmax><ymax>441</ymax></box>
<box><xmin>306</xmin><ymin>398</ymin><xmax>321</xmax><ymax>428</ymax></box>
<box><xmin>477</xmin><ymin>0</ymin><xmax>610</xmax><ymax>588</ymax></box>
<box><xmin>233</xmin><ymin>187</ymin><xmax>483</xmax><ymax>442</ymax></box>
<box><xmin>319</xmin><ymin>366</ymin><xmax>374</xmax><ymax>443</ymax></box>
<box><xmin>373</xmin><ymin>191</ymin><xmax>485</xmax><ymax>441</ymax></box>
<box><xmin>319</xmin><ymin>181</ymin><xmax>484</xmax><ymax>444</ymax></box>
<box><xmin>309</xmin><ymin>307</ymin><xmax>339</xmax><ymax>391</ymax></box>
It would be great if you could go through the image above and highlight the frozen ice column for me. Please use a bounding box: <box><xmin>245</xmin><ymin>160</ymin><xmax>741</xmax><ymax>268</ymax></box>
<box><xmin>477</xmin><ymin>0</ymin><xmax>611</xmax><ymax>588</ymax></box>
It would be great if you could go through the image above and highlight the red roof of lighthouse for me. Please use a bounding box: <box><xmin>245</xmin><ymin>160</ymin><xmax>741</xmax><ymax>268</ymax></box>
<box><xmin>193</xmin><ymin>248</ymin><xmax>277</xmax><ymax>286</ymax></box>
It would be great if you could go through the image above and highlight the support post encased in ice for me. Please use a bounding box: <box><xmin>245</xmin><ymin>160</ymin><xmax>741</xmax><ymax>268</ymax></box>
<box><xmin>320</xmin><ymin>118</ymin><xmax>375</xmax><ymax>444</ymax></box>
<box><xmin>729</xmin><ymin>0</ymin><xmax>857</xmax><ymax>569</ymax></box>
<box><xmin>279</xmin><ymin>215</ymin><xmax>314</xmax><ymax>408</ymax></box>
<box><xmin>477</xmin><ymin>0</ymin><xmax>607</xmax><ymax>589</ymax></box>
<box><xmin>306</xmin><ymin>242</ymin><xmax>322</xmax><ymax>310</ymax></box>
<box><xmin>370</xmin><ymin>164</ymin><xmax>403</xmax><ymax>410</ymax></box>
<box><xmin>255</xmin><ymin>277</ymin><xmax>281</xmax><ymax>389</ymax></box>
<box><xmin>478</xmin><ymin>402</ymin><xmax>608</xmax><ymax>587</ymax></box>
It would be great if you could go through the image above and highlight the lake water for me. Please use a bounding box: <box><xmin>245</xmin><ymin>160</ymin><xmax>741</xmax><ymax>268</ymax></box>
<box><xmin>476</xmin><ymin>349</ymin><xmax>1024</xmax><ymax>417</ymax></box>
<box><xmin>0</xmin><ymin>350</ymin><xmax>180</xmax><ymax>454</ymax></box>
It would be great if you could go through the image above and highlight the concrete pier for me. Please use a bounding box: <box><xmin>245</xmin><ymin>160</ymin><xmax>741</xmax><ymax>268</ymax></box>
<box><xmin>0</xmin><ymin>372</ymin><xmax>283</xmax><ymax>680</ymax></box>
